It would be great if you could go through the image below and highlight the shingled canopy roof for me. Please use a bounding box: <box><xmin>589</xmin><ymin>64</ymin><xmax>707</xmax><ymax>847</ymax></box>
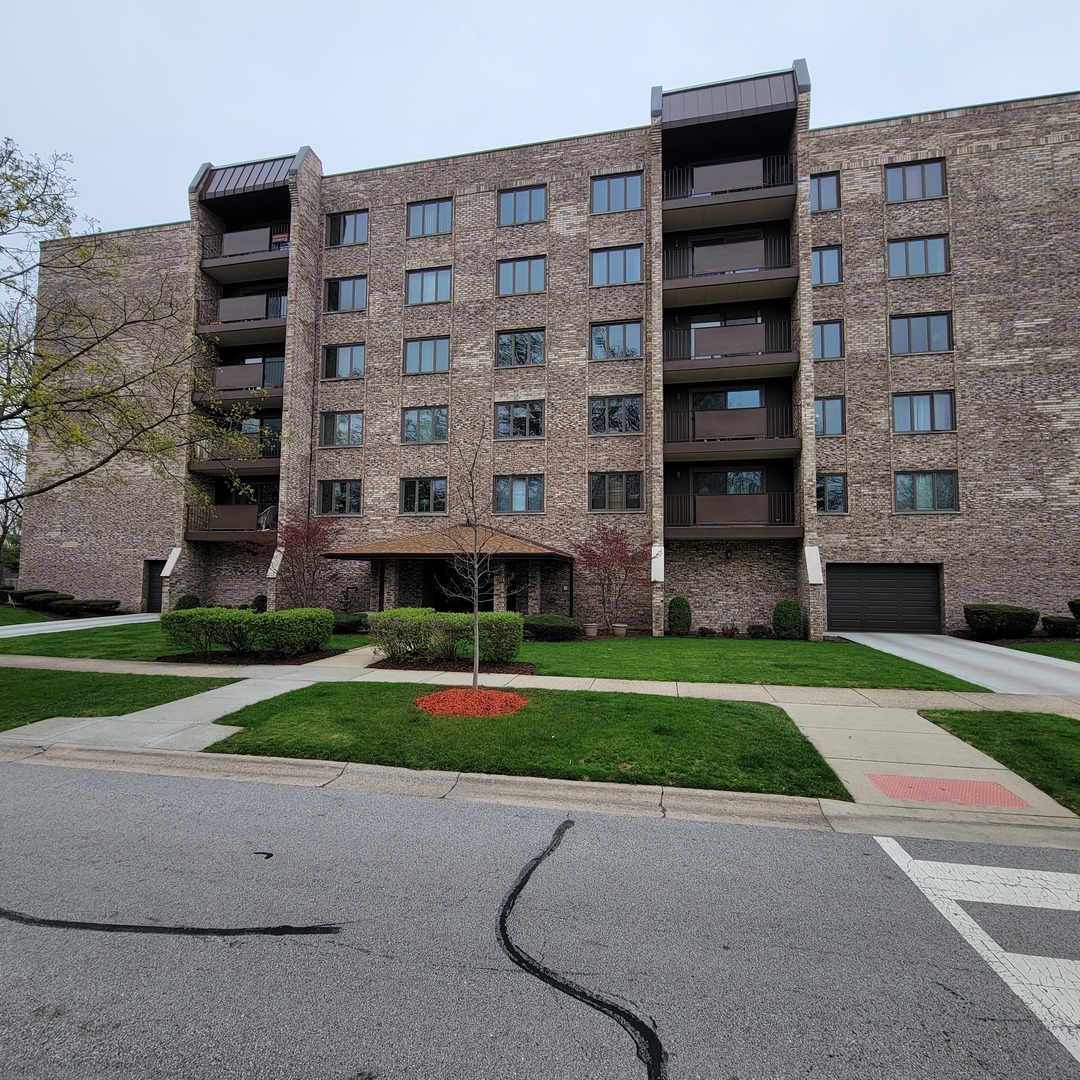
<box><xmin>322</xmin><ymin>525</ymin><xmax>572</xmax><ymax>561</ymax></box>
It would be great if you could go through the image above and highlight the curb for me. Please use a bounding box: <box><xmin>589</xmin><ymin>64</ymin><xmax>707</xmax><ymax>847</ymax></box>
<box><xmin>4</xmin><ymin>742</ymin><xmax>1080</xmax><ymax>850</ymax></box>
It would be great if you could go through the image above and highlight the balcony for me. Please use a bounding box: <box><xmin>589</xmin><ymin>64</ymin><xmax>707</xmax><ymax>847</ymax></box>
<box><xmin>200</xmin><ymin>224</ymin><xmax>290</xmax><ymax>284</ymax></box>
<box><xmin>664</xmin><ymin>492</ymin><xmax>802</xmax><ymax>540</ymax></box>
<box><xmin>664</xmin><ymin>406</ymin><xmax>799</xmax><ymax>461</ymax></box>
<box><xmin>184</xmin><ymin>503</ymin><xmax>279</xmax><ymax>542</ymax></box>
<box><xmin>663</xmin><ymin>236</ymin><xmax>796</xmax><ymax>307</ymax></box>
<box><xmin>193</xmin><ymin>360</ymin><xmax>285</xmax><ymax>403</ymax></box>
<box><xmin>664</xmin><ymin>321</ymin><xmax>798</xmax><ymax>382</ymax></box>
<box><xmin>197</xmin><ymin>293</ymin><xmax>288</xmax><ymax>345</ymax></box>
<box><xmin>663</xmin><ymin>155</ymin><xmax>796</xmax><ymax>231</ymax></box>
<box><xmin>187</xmin><ymin>432</ymin><xmax>281</xmax><ymax>476</ymax></box>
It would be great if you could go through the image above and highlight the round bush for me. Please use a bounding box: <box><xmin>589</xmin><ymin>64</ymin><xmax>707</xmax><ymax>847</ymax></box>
<box><xmin>772</xmin><ymin>598</ymin><xmax>803</xmax><ymax>640</ymax></box>
<box><xmin>333</xmin><ymin>612</ymin><xmax>369</xmax><ymax>634</ymax></box>
<box><xmin>668</xmin><ymin>595</ymin><xmax>691</xmax><ymax>637</ymax></box>
<box><xmin>173</xmin><ymin>594</ymin><xmax>202</xmax><ymax>611</ymax></box>
<box><xmin>964</xmin><ymin>604</ymin><xmax>1040</xmax><ymax>640</ymax></box>
<box><xmin>522</xmin><ymin>614</ymin><xmax>580</xmax><ymax>642</ymax></box>
<box><xmin>1042</xmin><ymin>615</ymin><xmax>1079</xmax><ymax>639</ymax></box>
<box><xmin>251</xmin><ymin>594</ymin><xmax>268</xmax><ymax>614</ymax></box>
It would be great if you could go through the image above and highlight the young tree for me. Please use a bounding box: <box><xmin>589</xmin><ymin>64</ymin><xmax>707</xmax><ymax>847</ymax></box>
<box><xmin>574</xmin><ymin>522</ymin><xmax>652</xmax><ymax>631</ymax></box>
<box><xmin>270</xmin><ymin>518</ymin><xmax>345</xmax><ymax>610</ymax></box>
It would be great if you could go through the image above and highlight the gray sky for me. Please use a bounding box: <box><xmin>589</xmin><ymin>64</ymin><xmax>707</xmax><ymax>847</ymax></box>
<box><xmin>8</xmin><ymin>0</ymin><xmax>1078</xmax><ymax>233</ymax></box>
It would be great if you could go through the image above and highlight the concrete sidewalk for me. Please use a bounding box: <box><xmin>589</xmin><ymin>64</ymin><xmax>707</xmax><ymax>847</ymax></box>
<box><xmin>0</xmin><ymin>613</ymin><xmax>160</xmax><ymax>638</ymax></box>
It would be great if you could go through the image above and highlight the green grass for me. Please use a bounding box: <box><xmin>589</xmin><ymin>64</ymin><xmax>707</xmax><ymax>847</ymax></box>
<box><xmin>207</xmin><ymin>681</ymin><xmax>851</xmax><ymax>799</ymax></box>
<box><xmin>0</xmin><ymin>669</ymin><xmax>237</xmax><ymax>733</ymax></box>
<box><xmin>0</xmin><ymin>622</ymin><xmax>370</xmax><ymax>662</ymax></box>
<box><xmin>922</xmin><ymin>709</ymin><xmax>1080</xmax><ymax>815</ymax></box>
<box><xmin>517</xmin><ymin>637</ymin><xmax>987</xmax><ymax>691</ymax></box>
<box><xmin>0</xmin><ymin>606</ymin><xmax>51</xmax><ymax>626</ymax></box>
<box><xmin>1005</xmin><ymin>641</ymin><xmax>1080</xmax><ymax>665</ymax></box>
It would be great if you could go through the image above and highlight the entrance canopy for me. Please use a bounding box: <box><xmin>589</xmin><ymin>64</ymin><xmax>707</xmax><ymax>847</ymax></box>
<box><xmin>322</xmin><ymin>524</ymin><xmax>572</xmax><ymax>562</ymax></box>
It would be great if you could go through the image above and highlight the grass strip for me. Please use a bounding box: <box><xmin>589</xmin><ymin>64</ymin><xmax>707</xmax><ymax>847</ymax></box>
<box><xmin>1004</xmin><ymin>641</ymin><xmax>1080</xmax><ymax>666</ymax></box>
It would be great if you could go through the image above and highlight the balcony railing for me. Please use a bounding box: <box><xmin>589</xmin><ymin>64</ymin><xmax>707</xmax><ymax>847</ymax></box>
<box><xmin>211</xmin><ymin>360</ymin><xmax>285</xmax><ymax>392</ymax></box>
<box><xmin>198</xmin><ymin>293</ymin><xmax>288</xmax><ymax>326</ymax></box>
<box><xmin>664</xmin><ymin>491</ymin><xmax>799</xmax><ymax>528</ymax></box>
<box><xmin>664</xmin><ymin>405</ymin><xmax>796</xmax><ymax>444</ymax></box>
<box><xmin>201</xmin><ymin>224</ymin><xmax>290</xmax><ymax>259</ymax></box>
<box><xmin>186</xmin><ymin>503</ymin><xmax>279</xmax><ymax>534</ymax></box>
<box><xmin>189</xmin><ymin>432</ymin><xmax>281</xmax><ymax>463</ymax></box>
<box><xmin>664</xmin><ymin>321</ymin><xmax>791</xmax><ymax>362</ymax></box>
<box><xmin>663</xmin><ymin>235</ymin><xmax>791</xmax><ymax>280</ymax></box>
<box><xmin>663</xmin><ymin>155</ymin><xmax>794</xmax><ymax>201</ymax></box>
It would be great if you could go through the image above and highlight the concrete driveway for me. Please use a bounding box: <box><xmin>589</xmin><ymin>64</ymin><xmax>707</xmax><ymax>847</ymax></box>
<box><xmin>0</xmin><ymin>613</ymin><xmax>159</xmax><ymax>639</ymax></box>
<box><xmin>839</xmin><ymin>632</ymin><xmax>1080</xmax><ymax>695</ymax></box>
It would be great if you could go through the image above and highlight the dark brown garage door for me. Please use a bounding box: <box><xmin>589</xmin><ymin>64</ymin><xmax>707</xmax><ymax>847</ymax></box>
<box><xmin>826</xmin><ymin>563</ymin><xmax>941</xmax><ymax>633</ymax></box>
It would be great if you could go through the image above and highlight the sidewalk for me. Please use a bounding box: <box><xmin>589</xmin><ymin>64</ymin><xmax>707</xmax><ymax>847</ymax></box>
<box><xmin>2</xmin><ymin>647</ymin><xmax>1079</xmax><ymax>847</ymax></box>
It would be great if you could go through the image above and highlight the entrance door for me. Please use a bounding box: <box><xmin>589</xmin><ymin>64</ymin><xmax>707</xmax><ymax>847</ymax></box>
<box><xmin>145</xmin><ymin>560</ymin><xmax>166</xmax><ymax>613</ymax></box>
<box><xmin>421</xmin><ymin>560</ymin><xmax>494</xmax><ymax>613</ymax></box>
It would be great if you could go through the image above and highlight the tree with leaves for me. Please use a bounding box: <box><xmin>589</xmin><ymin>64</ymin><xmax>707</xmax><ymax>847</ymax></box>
<box><xmin>574</xmin><ymin>522</ymin><xmax>652</xmax><ymax>631</ymax></box>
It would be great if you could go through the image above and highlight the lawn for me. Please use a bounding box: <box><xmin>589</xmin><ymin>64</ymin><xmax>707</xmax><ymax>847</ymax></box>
<box><xmin>922</xmin><ymin>709</ymin><xmax>1080</xmax><ymax>815</ymax></box>
<box><xmin>0</xmin><ymin>622</ymin><xmax>370</xmax><ymax>662</ymax></box>
<box><xmin>517</xmin><ymin>637</ymin><xmax>986</xmax><ymax>691</ymax></box>
<box><xmin>0</xmin><ymin>669</ymin><xmax>237</xmax><ymax>733</ymax></box>
<box><xmin>207</xmin><ymin>681</ymin><xmax>851</xmax><ymax>799</ymax></box>
<box><xmin>0</xmin><ymin>606</ymin><xmax>51</xmax><ymax>626</ymax></box>
<box><xmin>1005</xmin><ymin>641</ymin><xmax>1080</xmax><ymax>666</ymax></box>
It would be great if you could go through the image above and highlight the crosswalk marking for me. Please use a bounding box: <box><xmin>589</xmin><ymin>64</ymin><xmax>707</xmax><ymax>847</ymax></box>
<box><xmin>877</xmin><ymin>836</ymin><xmax>1080</xmax><ymax>1065</ymax></box>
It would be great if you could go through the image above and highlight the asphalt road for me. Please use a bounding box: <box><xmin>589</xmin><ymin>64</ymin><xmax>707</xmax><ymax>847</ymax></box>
<box><xmin>2</xmin><ymin>763</ymin><xmax>1078</xmax><ymax>1079</ymax></box>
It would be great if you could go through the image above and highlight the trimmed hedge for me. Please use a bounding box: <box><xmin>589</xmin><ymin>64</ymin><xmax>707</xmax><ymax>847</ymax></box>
<box><xmin>477</xmin><ymin>612</ymin><xmax>524</xmax><ymax>663</ymax></box>
<box><xmin>1069</xmin><ymin>599</ymin><xmax>1080</xmax><ymax>621</ymax></box>
<box><xmin>1042</xmin><ymin>615</ymin><xmax>1079</xmax><ymax>639</ymax></box>
<box><xmin>11</xmin><ymin>588</ymin><xmax>57</xmax><ymax>602</ymax></box>
<box><xmin>368</xmin><ymin>608</ymin><xmax>438</xmax><ymax>662</ymax></box>
<box><xmin>333</xmin><ymin>611</ymin><xmax>369</xmax><ymax>634</ymax></box>
<box><xmin>23</xmin><ymin>592</ymin><xmax>73</xmax><ymax>610</ymax></box>
<box><xmin>160</xmin><ymin>606</ymin><xmax>334</xmax><ymax>657</ymax></box>
<box><xmin>668</xmin><ymin>595</ymin><xmax>692</xmax><ymax>637</ymax></box>
<box><xmin>747</xmin><ymin>623</ymin><xmax>774</xmax><ymax>639</ymax></box>
<box><xmin>522</xmin><ymin>614</ymin><xmax>580</xmax><ymax>642</ymax></box>
<box><xmin>172</xmin><ymin>594</ymin><xmax>202</xmax><ymax>611</ymax></box>
<box><xmin>259</xmin><ymin>608</ymin><xmax>334</xmax><ymax>656</ymax></box>
<box><xmin>964</xmin><ymin>604</ymin><xmax>1040</xmax><ymax>641</ymax></box>
<box><xmin>161</xmin><ymin>608</ymin><xmax>221</xmax><ymax>655</ymax></box>
<box><xmin>772</xmin><ymin>599</ymin><xmax>803</xmax><ymax>641</ymax></box>
<box><xmin>45</xmin><ymin>598</ymin><xmax>123</xmax><ymax>616</ymax></box>
<box><xmin>368</xmin><ymin>607</ymin><xmax>524</xmax><ymax>664</ymax></box>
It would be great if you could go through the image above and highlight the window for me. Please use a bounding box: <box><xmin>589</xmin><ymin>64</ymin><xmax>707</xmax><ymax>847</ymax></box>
<box><xmin>888</xmin><ymin>236</ymin><xmax>949</xmax><ymax>278</ymax></box>
<box><xmin>400</xmin><ymin>477</ymin><xmax>447</xmax><ymax>514</ymax></box>
<box><xmin>591</xmin><ymin>245</ymin><xmax>643</xmax><ymax>286</ymax></box>
<box><xmin>814</xmin><ymin>397</ymin><xmax>845</xmax><ymax>436</ymax></box>
<box><xmin>402</xmin><ymin>406</ymin><xmax>449</xmax><ymax>444</ymax></box>
<box><xmin>693</xmin><ymin>388</ymin><xmax>762</xmax><ymax>410</ymax></box>
<box><xmin>890</xmin><ymin>313</ymin><xmax>952</xmax><ymax>354</ymax></box>
<box><xmin>407</xmin><ymin>199</ymin><xmax>452</xmax><ymax>237</ymax></box>
<box><xmin>591</xmin><ymin>320</ymin><xmax>642</xmax><ymax>359</ymax></box>
<box><xmin>320</xmin><ymin>411</ymin><xmax>363</xmax><ymax>446</ymax></box>
<box><xmin>816</xmin><ymin>474</ymin><xmax>848</xmax><ymax>514</ymax></box>
<box><xmin>326</xmin><ymin>211</ymin><xmax>368</xmax><ymax>247</ymax></box>
<box><xmin>811</xmin><ymin>246</ymin><xmax>842</xmax><ymax>285</ymax></box>
<box><xmin>325</xmin><ymin>277</ymin><xmax>367</xmax><ymax>312</ymax></box>
<box><xmin>498</xmin><ymin>186</ymin><xmax>546</xmax><ymax>226</ymax></box>
<box><xmin>592</xmin><ymin>173</ymin><xmax>643</xmax><ymax>214</ymax></box>
<box><xmin>494</xmin><ymin>475</ymin><xmax>544</xmax><ymax>513</ymax></box>
<box><xmin>813</xmin><ymin>321</ymin><xmax>844</xmax><ymax>360</ymax></box>
<box><xmin>694</xmin><ymin>470</ymin><xmax>763</xmax><ymax>495</ymax></box>
<box><xmin>404</xmin><ymin>336</ymin><xmax>450</xmax><ymax>374</ymax></box>
<box><xmin>893</xmin><ymin>392</ymin><xmax>955</xmax><ymax>433</ymax></box>
<box><xmin>497</xmin><ymin>257</ymin><xmax>545</xmax><ymax>295</ymax></box>
<box><xmin>496</xmin><ymin>329</ymin><xmax>545</xmax><ymax>367</ymax></box>
<box><xmin>318</xmin><ymin>479</ymin><xmax>362</xmax><ymax>515</ymax></box>
<box><xmin>810</xmin><ymin>173</ymin><xmax>840</xmax><ymax>212</ymax></box>
<box><xmin>406</xmin><ymin>266</ymin><xmax>451</xmax><ymax>304</ymax></box>
<box><xmin>886</xmin><ymin>160</ymin><xmax>946</xmax><ymax>203</ymax></box>
<box><xmin>589</xmin><ymin>394</ymin><xmax>642</xmax><ymax>435</ymax></box>
<box><xmin>895</xmin><ymin>470</ymin><xmax>958</xmax><ymax>512</ymax></box>
<box><xmin>322</xmin><ymin>343</ymin><xmax>365</xmax><ymax>379</ymax></box>
<box><xmin>589</xmin><ymin>471</ymin><xmax>642</xmax><ymax>511</ymax></box>
<box><xmin>495</xmin><ymin>400</ymin><xmax>544</xmax><ymax>439</ymax></box>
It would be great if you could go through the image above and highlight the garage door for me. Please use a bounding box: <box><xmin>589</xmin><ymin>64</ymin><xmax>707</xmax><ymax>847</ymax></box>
<box><xmin>826</xmin><ymin>563</ymin><xmax>941</xmax><ymax>633</ymax></box>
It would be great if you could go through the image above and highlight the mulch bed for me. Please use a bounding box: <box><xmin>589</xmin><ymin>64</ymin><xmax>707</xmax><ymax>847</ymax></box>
<box><xmin>154</xmin><ymin>649</ymin><xmax>349</xmax><ymax>665</ymax></box>
<box><xmin>369</xmin><ymin>658</ymin><xmax>537</xmax><ymax>675</ymax></box>
<box><xmin>416</xmin><ymin>688</ymin><xmax>529</xmax><ymax>717</ymax></box>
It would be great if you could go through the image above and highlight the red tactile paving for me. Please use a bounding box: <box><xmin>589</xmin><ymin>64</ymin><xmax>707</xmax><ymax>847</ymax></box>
<box><xmin>868</xmin><ymin>773</ymin><xmax>1031</xmax><ymax>808</ymax></box>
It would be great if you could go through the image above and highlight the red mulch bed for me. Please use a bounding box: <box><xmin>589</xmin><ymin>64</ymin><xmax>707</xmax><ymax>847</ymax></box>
<box><xmin>369</xmin><ymin>658</ymin><xmax>536</xmax><ymax>675</ymax></box>
<box><xmin>154</xmin><ymin>649</ymin><xmax>348</xmax><ymax>665</ymax></box>
<box><xmin>416</xmin><ymin>688</ymin><xmax>529</xmax><ymax>717</ymax></box>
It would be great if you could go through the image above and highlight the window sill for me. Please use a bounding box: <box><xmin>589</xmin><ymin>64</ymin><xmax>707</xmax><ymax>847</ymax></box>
<box><xmin>401</xmin><ymin>441</ymin><xmax>449</xmax><ymax>447</ymax></box>
<box><xmin>590</xmin><ymin>355</ymin><xmax>643</xmax><ymax>363</ymax></box>
<box><xmin>810</xmin><ymin>207</ymin><xmax>841</xmax><ymax>215</ymax></box>
<box><xmin>892</xmin><ymin>429</ymin><xmax>957</xmax><ymax>436</ymax></box>
<box><xmin>811</xmin><ymin>281</ymin><xmax>843</xmax><ymax>288</ymax></box>
<box><xmin>405</xmin><ymin>300</ymin><xmax>452</xmax><ymax>307</ymax></box>
<box><xmin>320</xmin><ymin>375</ymin><xmax>365</xmax><ymax>383</ymax></box>
<box><xmin>317</xmin><ymin>512</ymin><xmax>364</xmax><ymax>517</ymax></box>
<box><xmin>398</xmin><ymin>512</ymin><xmax>448</xmax><ymax>517</ymax></box>
<box><xmin>406</xmin><ymin>232</ymin><xmax>453</xmax><ymax>240</ymax></box>
<box><xmin>885</xmin><ymin>195</ymin><xmax>949</xmax><ymax>206</ymax></box>
<box><xmin>589</xmin><ymin>431</ymin><xmax>645</xmax><ymax>438</ymax></box>
<box><xmin>589</xmin><ymin>508</ymin><xmax>644</xmax><ymax>514</ymax></box>
<box><xmin>324</xmin><ymin>308</ymin><xmax>368</xmax><ymax>315</ymax></box>
<box><xmin>888</xmin><ymin>272</ymin><xmax>951</xmax><ymax>281</ymax></box>
<box><xmin>812</xmin><ymin>356</ymin><xmax>845</xmax><ymax>362</ymax></box>
<box><xmin>590</xmin><ymin>207</ymin><xmax>645</xmax><ymax>216</ymax></box>
<box><xmin>590</xmin><ymin>280</ymin><xmax>645</xmax><ymax>289</ymax></box>
<box><xmin>496</xmin><ymin>364</ymin><xmax>547</xmax><ymax>371</ymax></box>
<box><xmin>492</xmin><ymin>510</ymin><xmax>545</xmax><ymax>515</ymax></box>
<box><xmin>317</xmin><ymin>443</ymin><xmax>364</xmax><ymax>450</ymax></box>
<box><xmin>325</xmin><ymin>242</ymin><xmax>368</xmax><ymax>250</ymax></box>
<box><xmin>404</xmin><ymin>370</ymin><xmax>452</xmax><ymax>377</ymax></box>
<box><xmin>816</xmin><ymin>510</ymin><xmax>849</xmax><ymax>516</ymax></box>
<box><xmin>496</xmin><ymin>291</ymin><xmax>547</xmax><ymax>298</ymax></box>
<box><xmin>494</xmin><ymin>437</ymin><xmax>545</xmax><ymax>443</ymax></box>
<box><xmin>889</xmin><ymin>350</ymin><xmax>954</xmax><ymax>358</ymax></box>
<box><xmin>892</xmin><ymin>510</ymin><xmax>961</xmax><ymax>515</ymax></box>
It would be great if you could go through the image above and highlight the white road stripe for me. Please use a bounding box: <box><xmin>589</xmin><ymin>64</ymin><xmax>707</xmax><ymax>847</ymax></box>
<box><xmin>877</xmin><ymin>836</ymin><xmax>1080</xmax><ymax>1064</ymax></box>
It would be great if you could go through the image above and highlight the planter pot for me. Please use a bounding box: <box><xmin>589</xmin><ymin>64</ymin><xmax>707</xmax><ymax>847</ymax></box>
<box><xmin>582</xmin><ymin>623</ymin><xmax>599</xmax><ymax>639</ymax></box>
<box><xmin>611</xmin><ymin>624</ymin><xmax>628</xmax><ymax>638</ymax></box>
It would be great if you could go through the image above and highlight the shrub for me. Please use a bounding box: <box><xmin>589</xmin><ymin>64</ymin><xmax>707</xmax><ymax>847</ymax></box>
<box><xmin>1042</xmin><ymin>615</ymin><xmax>1079</xmax><ymax>639</ymax></box>
<box><xmin>772</xmin><ymin>599</ymin><xmax>803</xmax><ymax>641</ymax></box>
<box><xmin>173</xmin><ymin>594</ymin><xmax>201</xmax><ymax>611</ymax></box>
<box><xmin>698</xmin><ymin>626</ymin><xmax>716</xmax><ymax>638</ymax></box>
<box><xmin>1069</xmin><ymin>599</ymin><xmax>1080</xmax><ymax>621</ymax></box>
<box><xmin>161</xmin><ymin>608</ymin><xmax>222</xmax><ymax>655</ymax></box>
<box><xmin>11</xmin><ymin>588</ymin><xmax>56</xmax><ymax>602</ymax></box>
<box><xmin>47</xmin><ymin>599</ymin><xmax>87</xmax><ymax>616</ymax></box>
<box><xmin>720</xmin><ymin>624</ymin><xmax>739</xmax><ymax>638</ymax></box>
<box><xmin>476</xmin><ymin>612</ymin><xmax>524</xmax><ymax>663</ymax></box>
<box><xmin>23</xmin><ymin>592</ymin><xmax>72</xmax><ymax>610</ymax></box>
<box><xmin>963</xmin><ymin>604</ymin><xmax>1040</xmax><ymax>641</ymax></box>
<box><xmin>522</xmin><ymin>614</ymin><xmax>580</xmax><ymax>642</ymax></box>
<box><xmin>259</xmin><ymin>608</ymin><xmax>334</xmax><ymax>656</ymax></box>
<box><xmin>251</xmin><ymin>594</ymin><xmax>268</xmax><ymax>614</ymax></box>
<box><xmin>424</xmin><ymin>612</ymin><xmax>473</xmax><ymax>663</ymax></box>
<box><xmin>668</xmin><ymin>595</ymin><xmax>692</xmax><ymax>637</ymax></box>
<box><xmin>214</xmin><ymin>609</ymin><xmax>262</xmax><ymax>655</ymax></box>
<box><xmin>747</xmin><ymin>623</ymin><xmax>774</xmax><ymax>639</ymax></box>
<box><xmin>333</xmin><ymin>611</ymin><xmax>369</xmax><ymax>634</ymax></box>
<box><xmin>368</xmin><ymin>607</ymin><xmax>437</xmax><ymax>663</ymax></box>
<box><xmin>75</xmin><ymin>599</ymin><xmax>121</xmax><ymax>615</ymax></box>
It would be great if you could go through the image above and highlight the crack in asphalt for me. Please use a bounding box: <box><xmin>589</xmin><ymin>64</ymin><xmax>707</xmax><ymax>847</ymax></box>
<box><xmin>498</xmin><ymin>819</ymin><xmax>668</xmax><ymax>1080</ymax></box>
<box><xmin>0</xmin><ymin>905</ymin><xmax>341</xmax><ymax>937</ymax></box>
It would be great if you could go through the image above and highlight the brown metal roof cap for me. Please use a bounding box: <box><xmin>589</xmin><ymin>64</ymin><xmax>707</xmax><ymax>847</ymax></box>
<box><xmin>323</xmin><ymin>524</ymin><xmax>571</xmax><ymax>560</ymax></box>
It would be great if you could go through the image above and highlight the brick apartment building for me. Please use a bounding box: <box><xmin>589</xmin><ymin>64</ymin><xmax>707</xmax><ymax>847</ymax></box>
<box><xmin>18</xmin><ymin>61</ymin><xmax>1080</xmax><ymax>636</ymax></box>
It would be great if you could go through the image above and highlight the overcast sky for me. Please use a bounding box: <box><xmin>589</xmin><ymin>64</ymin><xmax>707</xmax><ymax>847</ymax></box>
<box><xmin>7</xmin><ymin>0</ymin><xmax>1078</xmax><ymax>233</ymax></box>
